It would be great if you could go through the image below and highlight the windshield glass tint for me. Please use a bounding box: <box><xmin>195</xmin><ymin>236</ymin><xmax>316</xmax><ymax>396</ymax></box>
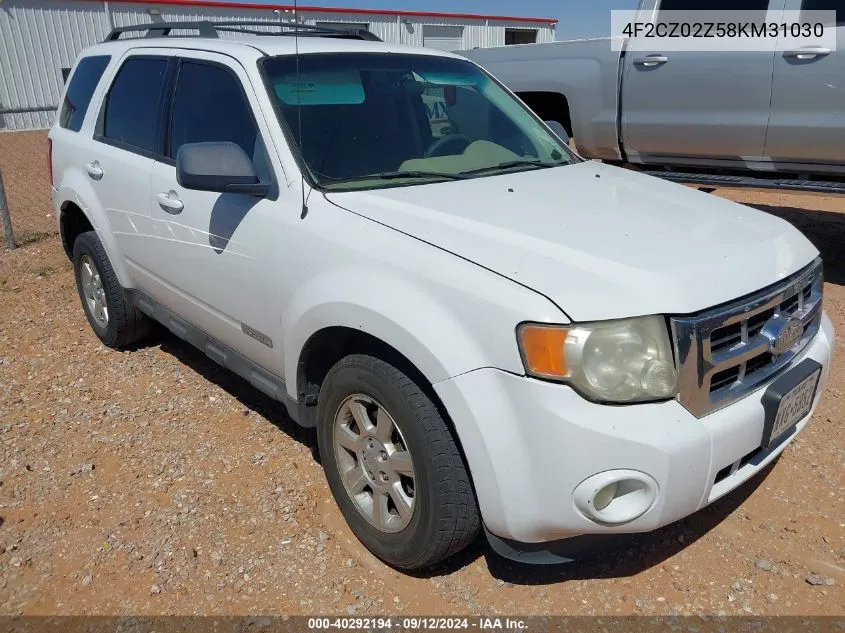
<box><xmin>262</xmin><ymin>53</ymin><xmax>576</xmax><ymax>190</ymax></box>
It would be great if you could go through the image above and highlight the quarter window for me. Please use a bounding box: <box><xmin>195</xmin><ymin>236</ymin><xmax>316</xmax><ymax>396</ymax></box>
<box><xmin>59</xmin><ymin>55</ymin><xmax>111</xmax><ymax>132</ymax></box>
<box><xmin>168</xmin><ymin>61</ymin><xmax>270</xmax><ymax>182</ymax></box>
<box><xmin>101</xmin><ymin>57</ymin><xmax>168</xmax><ymax>153</ymax></box>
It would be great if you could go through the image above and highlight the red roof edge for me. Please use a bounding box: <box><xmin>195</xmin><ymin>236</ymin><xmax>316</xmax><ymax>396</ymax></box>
<box><xmin>100</xmin><ymin>0</ymin><xmax>558</xmax><ymax>25</ymax></box>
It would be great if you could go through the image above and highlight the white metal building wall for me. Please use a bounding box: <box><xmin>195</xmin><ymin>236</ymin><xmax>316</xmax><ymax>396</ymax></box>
<box><xmin>0</xmin><ymin>0</ymin><xmax>555</xmax><ymax>131</ymax></box>
<box><xmin>0</xmin><ymin>1</ymin><xmax>111</xmax><ymax>130</ymax></box>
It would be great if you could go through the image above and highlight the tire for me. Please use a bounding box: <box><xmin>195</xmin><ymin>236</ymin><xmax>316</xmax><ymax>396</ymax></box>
<box><xmin>72</xmin><ymin>231</ymin><xmax>150</xmax><ymax>348</ymax></box>
<box><xmin>317</xmin><ymin>354</ymin><xmax>480</xmax><ymax>570</ymax></box>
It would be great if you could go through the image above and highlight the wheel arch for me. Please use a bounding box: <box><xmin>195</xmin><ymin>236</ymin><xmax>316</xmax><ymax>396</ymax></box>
<box><xmin>516</xmin><ymin>91</ymin><xmax>573</xmax><ymax>138</ymax></box>
<box><xmin>59</xmin><ymin>200</ymin><xmax>94</xmax><ymax>259</ymax></box>
<box><xmin>296</xmin><ymin>324</ymin><xmax>484</xmax><ymax>524</ymax></box>
<box><xmin>54</xmin><ymin>179</ymin><xmax>132</xmax><ymax>288</ymax></box>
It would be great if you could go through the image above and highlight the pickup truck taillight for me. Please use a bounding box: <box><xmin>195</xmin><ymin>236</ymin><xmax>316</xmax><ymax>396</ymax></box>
<box><xmin>47</xmin><ymin>138</ymin><xmax>54</xmax><ymax>188</ymax></box>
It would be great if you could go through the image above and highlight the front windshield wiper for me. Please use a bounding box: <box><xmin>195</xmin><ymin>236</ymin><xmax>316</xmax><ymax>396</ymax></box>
<box><xmin>322</xmin><ymin>170</ymin><xmax>469</xmax><ymax>186</ymax></box>
<box><xmin>377</xmin><ymin>170</ymin><xmax>469</xmax><ymax>181</ymax></box>
<box><xmin>459</xmin><ymin>160</ymin><xmax>563</xmax><ymax>176</ymax></box>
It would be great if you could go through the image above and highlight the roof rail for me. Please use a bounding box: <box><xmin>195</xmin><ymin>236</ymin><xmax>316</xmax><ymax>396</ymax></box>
<box><xmin>104</xmin><ymin>20</ymin><xmax>383</xmax><ymax>42</ymax></box>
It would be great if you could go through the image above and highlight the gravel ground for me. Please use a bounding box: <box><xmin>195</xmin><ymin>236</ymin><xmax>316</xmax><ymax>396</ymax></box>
<box><xmin>0</xmin><ymin>131</ymin><xmax>843</xmax><ymax>616</ymax></box>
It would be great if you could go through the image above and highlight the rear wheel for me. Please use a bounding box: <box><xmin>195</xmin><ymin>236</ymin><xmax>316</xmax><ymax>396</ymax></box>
<box><xmin>72</xmin><ymin>231</ymin><xmax>150</xmax><ymax>348</ymax></box>
<box><xmin>317</xmin><ymin>354</ymin><xmax>480</xmax><ymax>570</ymax></box>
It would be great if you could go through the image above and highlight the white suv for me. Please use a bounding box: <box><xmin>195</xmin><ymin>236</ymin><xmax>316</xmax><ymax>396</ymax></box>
<box><xmin>50</xmin><ymin>21</ymin><xmax>834</xmax><ymax>570</ymax></box>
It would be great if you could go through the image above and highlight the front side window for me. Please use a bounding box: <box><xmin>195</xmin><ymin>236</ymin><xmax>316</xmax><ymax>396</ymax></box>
<box><xmin>59</xmin><ymin>55</ymin><xmax>111</xmax><ymax>132</ymax></box>
<box><xmin>262</xmin><ymin>53</ymin><xmax>576</xmax><ymax>191</ymax></box>
<box><xmin>168</xmin><ymin>61</ymin><xmax>270</xmax><ymax>183</ymax></box>
<box><xmin>101</xmin><ymin>57</ymin><xmax>168</xmax><ymax>153</ymax></box>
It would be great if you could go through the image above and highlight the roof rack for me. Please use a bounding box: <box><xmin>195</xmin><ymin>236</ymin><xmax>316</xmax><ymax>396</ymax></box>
<box><xmin>104</xmin><ymin>20</ymin><xmax>382</xmax><ymax>42</ymax></box>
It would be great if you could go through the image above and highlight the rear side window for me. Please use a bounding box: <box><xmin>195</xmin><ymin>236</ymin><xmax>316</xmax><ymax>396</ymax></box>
<box><xmin>168</xmin><ymin>61</ymin><xmax>270</xmax><ymax>182</ymax></box>
<box><xmin>101</xmin><ymin>57</ymin><xmax>168</xmax><ymax>154</ymax></box>
<box><xmin>59</xmin><ymin>55</ymin><xmax>110</xmax><ymax>132</ymax></box>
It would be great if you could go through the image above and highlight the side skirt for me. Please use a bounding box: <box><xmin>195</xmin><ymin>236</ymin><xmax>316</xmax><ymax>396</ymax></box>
<box><xmin>128</xmin><ymin>290</ymin><xmax>311</xmax><ymax>427</ymax></box>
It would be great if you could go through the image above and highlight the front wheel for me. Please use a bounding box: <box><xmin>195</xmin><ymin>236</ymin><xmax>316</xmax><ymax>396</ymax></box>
<box><xmin>316</xmin><ymin>354</ymin><xmax>480</xmax><ymax>570</ymax></box>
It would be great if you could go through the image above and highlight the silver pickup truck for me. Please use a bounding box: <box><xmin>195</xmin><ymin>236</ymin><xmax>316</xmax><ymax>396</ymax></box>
<box><xmin>462</xmin><ymin>0</ymin><xmax>844</xmax><ymax>190</ymax></box>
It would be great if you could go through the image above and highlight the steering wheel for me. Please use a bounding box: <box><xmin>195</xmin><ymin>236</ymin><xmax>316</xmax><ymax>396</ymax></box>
<box><xmin>424</xmin><ymin>134</ymin><xmax>473</xmax><ymax>158</ymax></box>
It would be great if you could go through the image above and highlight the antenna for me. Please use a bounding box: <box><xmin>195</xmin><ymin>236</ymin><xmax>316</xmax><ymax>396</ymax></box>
<box><xmin>293</xmin><ymin>0</ymin><xmax>309</xmax><ymax>219</ymax></box>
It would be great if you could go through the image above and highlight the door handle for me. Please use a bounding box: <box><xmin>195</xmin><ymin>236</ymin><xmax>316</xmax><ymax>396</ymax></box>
<box><xmin>86</xmin><ymin>161</ymin><xmax>103</xmax><ymax>180</ymax></box>
<box><xmin>783</xmin><ymin>47</ymin><xmax>831</xmax><ymax>60</ymax></box>
<box><xmin>633</xmin><ymin>55</ymin><xmax>670</xmax><ymax>67</ymax></box>
<box><xmin>156</xmin><ymin>191</ymin><xmax>184</xmax><ymax>214</ymax></box>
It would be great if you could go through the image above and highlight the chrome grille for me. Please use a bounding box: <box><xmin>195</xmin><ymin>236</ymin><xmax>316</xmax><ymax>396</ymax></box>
<box><xmin>671</xmin><ymin>259</ymin><xmax>823</xmax><ymax>418</ymax></box>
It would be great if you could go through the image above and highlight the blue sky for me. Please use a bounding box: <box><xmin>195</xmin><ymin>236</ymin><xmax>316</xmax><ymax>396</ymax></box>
<box><xmin>255</xmin><ymin>0</ymin><xmax>641</xmax><ymax>40</ymax></box>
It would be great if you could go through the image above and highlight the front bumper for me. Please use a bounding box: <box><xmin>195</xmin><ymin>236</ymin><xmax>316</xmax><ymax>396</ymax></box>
<box><xmin>434</xmin><ymin>313</ymin><xmax>834</xmax><ymax>550</ymax></box>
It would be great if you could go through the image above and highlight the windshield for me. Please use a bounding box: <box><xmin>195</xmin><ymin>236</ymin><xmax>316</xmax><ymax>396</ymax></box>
<box><xmin>261</xmin><ymin>53</ymin><xmax>577</xmax><ymax>191</ymax></box>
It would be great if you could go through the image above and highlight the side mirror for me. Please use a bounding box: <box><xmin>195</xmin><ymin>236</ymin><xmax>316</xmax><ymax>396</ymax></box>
<box><xmin>176</xmin><ymin>141</ymin><xmax>269</xmax><ymax>196</ymax></box>
<box><xmin>544</xmin><ymin>120</ymin><xmax>570</xmax><ymax>146</ymax></box>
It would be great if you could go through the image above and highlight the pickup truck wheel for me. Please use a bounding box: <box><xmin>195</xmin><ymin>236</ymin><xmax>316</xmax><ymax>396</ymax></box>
<box><xmin>317</xmin><ymin>354</ymin><xmax>480</xmax><ymax>570</ymax></box>
<box><xmin>72</xmin><ymin>231</ymin><xmax>150</xmax><ymax>348</ymax></box>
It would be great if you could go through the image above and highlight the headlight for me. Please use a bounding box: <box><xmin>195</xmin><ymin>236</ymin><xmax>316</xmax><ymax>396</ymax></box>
<box><xmin>517</xmin><ymin>316</ymin><xmax>678</xmax><ymax>403</ymax></box>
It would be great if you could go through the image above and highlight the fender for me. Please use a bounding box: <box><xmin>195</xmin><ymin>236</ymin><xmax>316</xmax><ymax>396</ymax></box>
<box><xmin>282</xmin><ymin>267</ymin><xmax>533</xmax><ymax>530</ymax></box>
<box><xmin>55</xmin><ymin>169</ymin><xmax>133</xmax><ymax>288</ymax></box>
<box><xmin>282</xmin><ymin>267</ymin><xmax>494</xmax><ymax>395</ymax></box>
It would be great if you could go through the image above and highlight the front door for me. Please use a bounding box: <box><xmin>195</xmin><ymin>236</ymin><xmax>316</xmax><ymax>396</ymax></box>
<box><xmin>145</xmin><ymin>54</ymin><xmax>285</xmax><ymax>374</ymax></box>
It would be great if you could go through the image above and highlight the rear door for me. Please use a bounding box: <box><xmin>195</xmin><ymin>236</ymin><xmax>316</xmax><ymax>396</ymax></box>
<box><xmin>621</xmin><ymin>0</ymin><xmax>784</xmax><ymax>162</ymax></box>
<box><xmin>764</xmin><ymin>0</ymin><xmax>845</xmax><ymax>167</ymax></box>
<box><xmin>87</xmin><ymin>54</ymin><xmax>172</xmax><ymax>289</ymax></box>
<box><xmin>145</xmin><ymin>52</ymin><xmax>284</xmax><ymax>373</ymax></box>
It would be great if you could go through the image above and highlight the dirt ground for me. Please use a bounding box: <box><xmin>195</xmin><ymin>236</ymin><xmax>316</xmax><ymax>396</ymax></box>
<box><xmin>1</xmin><ymin>131</ymin><xmax>844</xmax><ymax>617</ymax></box>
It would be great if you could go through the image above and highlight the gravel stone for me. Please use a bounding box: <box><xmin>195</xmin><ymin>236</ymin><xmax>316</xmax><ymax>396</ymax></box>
<box><xmin>806</xmin><ymin>573</ymin><xmax>835</xmax><ymax>587</ymax></box>
<box><xmin>69</xmin><ymin>463</ymin><xmax>95</xmax><ymax>476</ymax></box>
<box><xmin>755</xmin><ymin>559</ymin><xmax>775</xmax><ymax>572</ymax></box>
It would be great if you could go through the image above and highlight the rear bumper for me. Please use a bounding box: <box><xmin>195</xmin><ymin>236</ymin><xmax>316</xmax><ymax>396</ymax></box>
<box><xmin>434</xmin><ymin>313</ymin><xmax>834</xmax><ymax>551</ymax></box>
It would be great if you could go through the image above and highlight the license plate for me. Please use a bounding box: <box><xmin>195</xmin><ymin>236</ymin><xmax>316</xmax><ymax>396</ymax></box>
<box><xmin>761</xmin><ymin>360</ymin><xmax>822</xmax><ymax>447</ymax></box>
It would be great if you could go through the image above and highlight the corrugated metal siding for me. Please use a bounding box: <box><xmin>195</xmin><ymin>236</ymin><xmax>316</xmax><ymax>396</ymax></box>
<box><xmin>0</xmin><ymin>0</ymin><xmax>555</xmax><ymax>131</ymax></box>
<box><xmin>0</xmin><ymin>1</ymin><xmax>110</xmax><ymax>130</ymax></box>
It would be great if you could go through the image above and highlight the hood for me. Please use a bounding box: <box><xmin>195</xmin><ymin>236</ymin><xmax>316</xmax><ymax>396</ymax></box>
<box><xmin>326</xmin><ymin>162</ymin><xmax>818</xmax><ymax>322</ymax></box>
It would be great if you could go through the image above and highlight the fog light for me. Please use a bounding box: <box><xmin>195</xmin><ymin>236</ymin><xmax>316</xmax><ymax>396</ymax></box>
<box><xmin>593</xmin><ymin>481</ymin><xmax>618</xmax><ymax>511</ymax></box>
<box><xmin>572</xmin><ymin>470</ymin><xmax>658</xmax><ymax>526</ymax></box>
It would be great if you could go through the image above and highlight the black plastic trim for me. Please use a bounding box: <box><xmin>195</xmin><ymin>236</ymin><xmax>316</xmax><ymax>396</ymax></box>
<box><xmin>485</xmin><ymin>527</ymin><xmax>618</xmax><ymax>565</ymax></box>
<box><xmin>760</xmin><ymin>358</ymin><xmax>822</xmax><ymax>447</ymax></box>
<box><xmin>644</xmin><ymin>170</ymin><xmax>845</xmax><ymax>195</ymax></box>
<box><xmin>128</xmin><ymin>290</ymin><xmax>307</xmax><ymax>427</ymax></box>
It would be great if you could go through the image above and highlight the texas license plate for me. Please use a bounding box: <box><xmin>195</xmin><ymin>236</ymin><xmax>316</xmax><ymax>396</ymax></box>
<box><xmin>761</xmin><ymin>360</ymin><xmax>822</xmax><ymax>447</ymax></box>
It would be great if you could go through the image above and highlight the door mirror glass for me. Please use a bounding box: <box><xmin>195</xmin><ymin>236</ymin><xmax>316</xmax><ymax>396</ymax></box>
<box><xmin>176</xmin><ymin>141</ymin><xmax>269</xmax><ymax>196</ymax></box>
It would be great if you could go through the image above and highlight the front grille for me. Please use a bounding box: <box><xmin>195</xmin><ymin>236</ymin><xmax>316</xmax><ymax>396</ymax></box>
<box><xmin>671</xmin><ymin>259</ymin><xmax>823</xmax><ymax>417</ymax></box>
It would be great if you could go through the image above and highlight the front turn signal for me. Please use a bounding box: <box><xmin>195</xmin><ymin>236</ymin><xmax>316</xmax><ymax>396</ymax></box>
<box><xmin>518</xmin><ymin>324</ymin><xmax>569</xmax><ymax>379</ymax></box>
